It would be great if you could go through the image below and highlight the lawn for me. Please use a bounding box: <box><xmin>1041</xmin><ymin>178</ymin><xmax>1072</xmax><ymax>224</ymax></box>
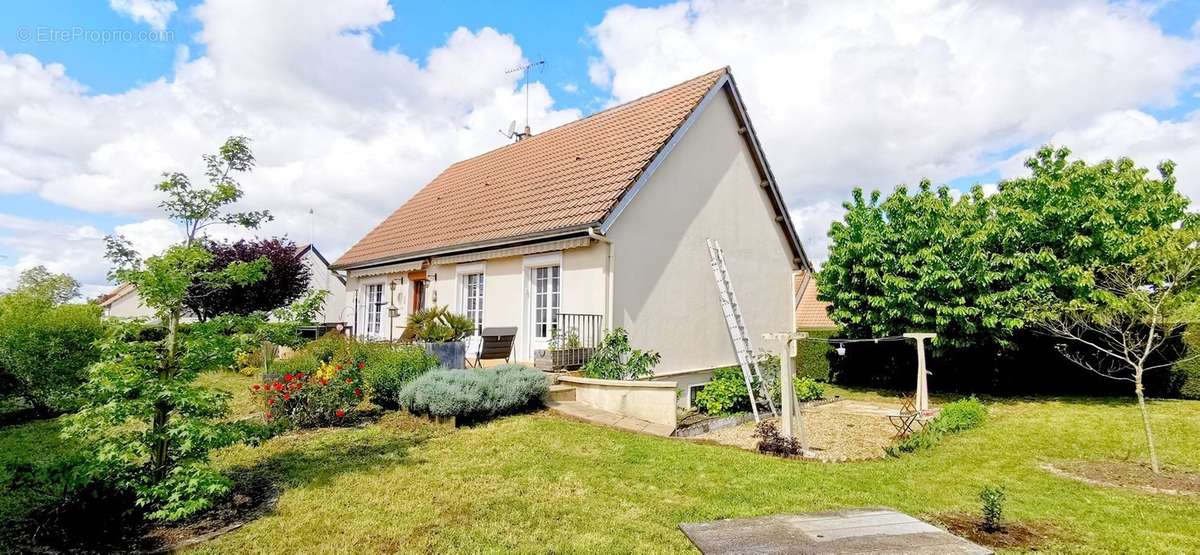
<box><xmin>3</xmin><ymin>378</ymin><xmax>1199</xmax><ymax>553</ymax></box>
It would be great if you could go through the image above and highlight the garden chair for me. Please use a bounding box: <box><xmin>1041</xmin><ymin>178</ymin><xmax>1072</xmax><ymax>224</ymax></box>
<box><xmin>466</xmin><ymin>327</ymin><xmax>517</xmax><ymax>368</ymax></box>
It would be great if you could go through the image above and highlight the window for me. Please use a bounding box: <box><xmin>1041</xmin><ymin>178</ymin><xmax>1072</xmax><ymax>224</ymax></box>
<box><xmin>365</xmin><ymin>283</ymin><xmax>384</xmax><ymax>337</ymax></box>
<box><xmin>460</xmin><ymin>273</ymin><xmax>484</xmax><ymax>334</ymax></box>
<box><xmin>687</xmin><ymin>382</ymin><xmax>710</xmax><ymax>408</ymax></box>
<box><xmin>532</xmin><ymin>265</ymin><xmax>560</xmax><ymax>339</ymax></box>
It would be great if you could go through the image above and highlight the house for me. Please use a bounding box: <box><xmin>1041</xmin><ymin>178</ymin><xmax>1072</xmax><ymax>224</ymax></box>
<box><xmin>331</xmin><ymin>67</ymin><xmax>813</xmax><ymax>407</ymax></box>
<box><xmin>794</xmin><ymin>271</ymin><xmax>837</xmax><ymax>331</ymax></box>
<box><xmin>98</xmin><ymin>243</ymin><xmax>347</xmax><ymax>327</ymax></box>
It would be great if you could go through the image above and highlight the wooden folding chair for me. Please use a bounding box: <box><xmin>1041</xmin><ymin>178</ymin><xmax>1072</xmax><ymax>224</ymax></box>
<box><xmin>466</xmin><ymin>327</ymin><xmax>517</xmax><ymax>368</ymax></box>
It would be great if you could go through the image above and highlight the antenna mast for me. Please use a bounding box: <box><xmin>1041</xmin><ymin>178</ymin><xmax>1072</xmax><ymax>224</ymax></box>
<box><xmin>502</xmin><ymin>58</ymin><xmax>545</xmax><ymax>141</ymax></box>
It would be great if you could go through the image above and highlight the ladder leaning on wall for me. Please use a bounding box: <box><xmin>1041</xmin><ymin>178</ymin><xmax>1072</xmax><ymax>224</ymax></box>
<box><xmin>705</xmin><ymin>238</ymin><xmax>777</xmax><ymax>422</ymax></box>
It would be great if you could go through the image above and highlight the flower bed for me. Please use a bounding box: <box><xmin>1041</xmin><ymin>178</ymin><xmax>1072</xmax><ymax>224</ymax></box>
<box><xmin>252</xmin><ymin>359</ymin><xmax>365</xmax><ymax>427</ymax></box>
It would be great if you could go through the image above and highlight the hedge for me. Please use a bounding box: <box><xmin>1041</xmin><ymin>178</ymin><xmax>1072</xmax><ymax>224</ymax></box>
<box><xmin>795</xmin><ymin>328</ymin><xmax>835</xmax><ymax>382</ymax></box>
<box><xmin>1177</xmin><ymin>327</ymin><xmax>1200</xmax><ymax>400</ymax></box>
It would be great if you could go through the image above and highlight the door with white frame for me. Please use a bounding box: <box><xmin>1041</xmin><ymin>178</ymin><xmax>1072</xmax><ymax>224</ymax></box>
<box><xmin>525</xmin><ymin>263</ymin><xmax>560</xmax><ymax>359</ymax></box>
<box><xmin>362</xmin><ymin>283</ymin><xmax>386</xmax><ymax>340</ymax></box>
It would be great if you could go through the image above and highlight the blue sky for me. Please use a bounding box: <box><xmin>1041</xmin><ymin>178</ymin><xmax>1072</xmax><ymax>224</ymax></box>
<box><xmin>2</xmin><ymin>0</ymin><xmax>1199</xmax><ymax>293</ymax></box>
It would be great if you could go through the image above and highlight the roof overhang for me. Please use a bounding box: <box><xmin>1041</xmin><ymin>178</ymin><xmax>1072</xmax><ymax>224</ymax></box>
<box><xmin>332</xmin><ymin>225</ymin><xmax>594</xmax><ymax>271</ymax></box>
<box><xmin>597</xmin><ymin>71</ymin><xmax>813</xmax><ymax>272</ymax></box>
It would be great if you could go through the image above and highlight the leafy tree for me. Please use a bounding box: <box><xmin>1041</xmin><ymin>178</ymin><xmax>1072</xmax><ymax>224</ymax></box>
<box><xmin>184</xmin><ymin>238</ymin><xmax>312</xmax><ymax>321</ymax></box>
<box><xmin>66</xmin><ymin>136</ymin><xmax>273</xmax><ymax>521</ymax></box>
<box><xmin>819</xmin><ymin>182</ymin><xmax>1007</xmax><ymax>351</ymax></box>
<box><xmin>1040</xmin><ymin>226</ymin><xmax>1199</xmax><ymax>473</ymax></box>
<box><xmin>10</xmin><ymin>265</ymin><xmax>80</xmax><ymax>305</ymax></box>
<box><xmin>819</xmin><ymin>147</ymin><xmax>1196</xmax><ymax>389</ymax></box>
<box><xmin>991</xmin><ymin>146</ymin><xmax>1193</xmax><ymax>315</ymax></box>
<box><xmin>0</xmin><ymin>292</ymin><xmax>104</xmax><ymax>414</ymax></box>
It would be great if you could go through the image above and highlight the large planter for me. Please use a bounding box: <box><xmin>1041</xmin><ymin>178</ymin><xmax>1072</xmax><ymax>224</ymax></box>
<box><xmin>533</xmin><ymin>347</ymin><xmax>596</xmax><ymax>372</ymax></box>
<box><xmin>419</xmin><ymin>340</ymin><xmax>466</xmax><ymax>369</ymax></box>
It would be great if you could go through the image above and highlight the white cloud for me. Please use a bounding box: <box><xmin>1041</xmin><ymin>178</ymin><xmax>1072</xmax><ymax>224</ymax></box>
<box><xmin>109</xmin><ymin>0</ymin><xmax>177</xmax><ymax>31</ymax></box>
<box><xmin>588</xmin><ymin>0</ymin><xmax>1200</xmax><ymax>262</ymax></box>
<box><xmin>998</xmin><ymin>109</ymin><xmax>1200</xmax><ymax>203</ymax></box>
<box><xmin>1</xmin><ymin>0</ymin><xmax>581</xmax><ymax>287</ymax></box>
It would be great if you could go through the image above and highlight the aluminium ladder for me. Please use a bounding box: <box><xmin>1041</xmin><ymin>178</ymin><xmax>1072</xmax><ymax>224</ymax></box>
<box><xmin>705</xmin><ymin>238</ymin><xmax>777</xmax><ymax>421</ymax></box>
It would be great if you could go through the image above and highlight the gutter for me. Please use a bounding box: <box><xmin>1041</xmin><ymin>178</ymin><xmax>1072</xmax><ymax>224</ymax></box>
<box><xmin>588</xmin><ymin>228</ymin><xmax>614</xmax><ymax>331</ymax></box>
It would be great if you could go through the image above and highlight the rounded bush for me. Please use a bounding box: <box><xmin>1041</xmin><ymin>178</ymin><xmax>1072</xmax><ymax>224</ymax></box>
<box><xmin>398</xmin><ymin>365</ymin><xmax>547</xmax><ymax>420</ymax></box>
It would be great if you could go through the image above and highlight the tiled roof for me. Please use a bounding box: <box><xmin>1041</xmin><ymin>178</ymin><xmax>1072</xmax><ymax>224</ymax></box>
<box><xmin>333</xmin><ymin>68</ymin><xmax>729</xmax><ymax>269</ymax></box>
<box><xmin>794</xmin><ymin>271</ymin><xmax>837</xmax><ymax>330</ymax></box>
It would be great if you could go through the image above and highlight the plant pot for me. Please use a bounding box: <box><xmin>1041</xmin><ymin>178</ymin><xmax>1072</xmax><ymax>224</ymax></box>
<box><xmin>419</xmin><ymin>340</ymin><xmax>466</xmax><ymax>369</ymax></box>
<box><xmin>534</xmin><ymin>347</ymin><xmax>596</xmax><ymax>371</ymax></box>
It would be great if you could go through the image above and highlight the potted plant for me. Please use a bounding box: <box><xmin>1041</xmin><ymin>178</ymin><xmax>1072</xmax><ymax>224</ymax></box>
<box><xmin>407</xmin><ymin>306</ymin><xmax>474</xmax><ymax>368</ymax></box>
<box><xmin>535</xmin><ymin>327</ymin><xmax>597</xmax><ymax>371</ymax></box>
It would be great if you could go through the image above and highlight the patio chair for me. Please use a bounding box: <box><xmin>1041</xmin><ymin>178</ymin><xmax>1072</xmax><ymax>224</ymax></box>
<box><xmin>466</xmin><ymin>327</ymin><xmax>517</xmax><ymax>368</ymax></box>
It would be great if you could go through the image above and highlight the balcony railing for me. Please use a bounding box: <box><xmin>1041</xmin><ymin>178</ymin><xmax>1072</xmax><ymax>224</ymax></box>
<box><xmin>539</xmin><ymin>313</ymin><xmax>604</xmax><ymax>371</ymax></box>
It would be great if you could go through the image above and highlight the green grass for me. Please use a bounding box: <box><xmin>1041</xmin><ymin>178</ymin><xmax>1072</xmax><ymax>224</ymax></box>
<box><xmin>3</xmin><ymin>378</ymin><xmax>1199</xmax><ymax>553</ymax></box>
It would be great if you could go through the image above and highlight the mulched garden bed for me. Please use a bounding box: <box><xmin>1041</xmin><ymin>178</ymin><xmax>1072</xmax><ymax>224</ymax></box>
<box><xmin>689</xmin><ymin>408</ymin><xmax>894</xmax><ymax>461</ymax></box>
<box><xmin>1041</xmin><ymin>460</ymin><xmax>1200</xmax><ymax>496</ymax></box>
<box><xmin>933</xmin><ymin>512</ymin><xmax>1058</xmax><ymax>551</ymax></box>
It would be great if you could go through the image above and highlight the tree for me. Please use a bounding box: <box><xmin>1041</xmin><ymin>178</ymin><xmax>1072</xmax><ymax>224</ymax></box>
<box><xmin>0</xmin><ymin>292</ymin><xmax>104</xmax><ymax>414</ymax></box>
<box><xmin>66</xmin><ymin>136</ymin><xmax>274</xmax><ymax>521</ymax></box>
<box><xmin>11</xmin><ymin>265</ymin><xmax>80</xmax><ymax>305</ymax></box>
<box><xmin>991</xmin><ymin>146</ymin><xmax>1192</xmax><ymax>316</ymax></box>
<box><xmin>819</xmin><ymin>147</ymin><xmax>1196</xmax><ymax>389</ymax></box>
<box><xmin>819</xmin><ymin>182</ymin><xmax>1009</xmax><ymax>351</ymax></box>
<box><xmin>184</xmin><ymin>238</ymin><xmax>312</xmax><ymax>321</ymax></box>
<box><xmin>1040</xmin><ymin>226</ymin><xmax>1199</xmax><ymax>474</ymax></box>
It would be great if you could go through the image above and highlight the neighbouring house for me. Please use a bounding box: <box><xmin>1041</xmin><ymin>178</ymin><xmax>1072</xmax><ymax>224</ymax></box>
<box><xmin>794</xmin><ymin>271</ymin><xmax>837</xmax><ymax>332</ymax></box>
<box><xmin>332</xmin><ymin>67</ymin><xmax>813</xmax><ymax>408</ymax></box>
<box><xmin>98</xmin><ymin>243</ymin><xmax>347</xmax><ymax>328</ymax></box>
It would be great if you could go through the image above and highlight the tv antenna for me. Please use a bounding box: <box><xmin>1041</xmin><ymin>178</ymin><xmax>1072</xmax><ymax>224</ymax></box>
<box><xmin>500</xmin><ymin>58</ymin><xmax>544</xmax><ymax>142</ymax></box>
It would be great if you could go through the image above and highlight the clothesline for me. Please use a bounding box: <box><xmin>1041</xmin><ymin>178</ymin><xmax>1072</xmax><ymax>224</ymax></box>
<box><xmin>796</xmin><ymin>335</ymin><xmax>911</xmax><ymax>344</ymax></box>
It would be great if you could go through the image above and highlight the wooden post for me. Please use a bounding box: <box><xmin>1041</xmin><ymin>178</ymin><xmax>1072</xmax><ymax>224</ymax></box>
<box><xmin>763</xmin><ymin>332</ymin><xmax>809</xmax><ymax>450</ymax></box>
<box><xmin>902</xmin><ymin>333</ymin><xmax>936</xmax><ymax>411</ymax></box>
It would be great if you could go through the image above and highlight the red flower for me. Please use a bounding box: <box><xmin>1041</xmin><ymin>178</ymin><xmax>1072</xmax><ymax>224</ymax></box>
<box><xmin>320</xmin><ymin>378</ymin><xmax>329</xmax><ymax>386</ymax></box>
<box><xmin>345</xmin><ymin>378</ymin><xmax>354</xmax><ymax>384</ymax></box>
<box><xmin>268</xmin><ymin>398</ymin><xmax>275</xmax><ymax>406</ymax></box>
<box><xmin>296</xmin><ymin>372</ymin><xmax>305</xmax><ymax>379</ymax></box>
<box><xmin>284</xmin><ymin>373</ymin><xmax>294</xmax><ymax>382</ymax></box>
<box><xmin>336</xmin><ymin>364</ymin><xmax>343</xmax><ymax>371</ymax></box>
<box><xmin>356</xmin><ymin>362</ymin><xmax>365</xmax><ymax>370</ymax></box>
<box><xmin>252</xmin><ymin>384</ymin><xmax>261</xmax><ymax>391</ymax></box>
<box><xmin>335</xmin><ymin>409</ymin><xmax>346</xmax><ymax>418</ymax></box>
<box><xmin>273</xmin><ymin>382</ymin><xmax>283</xmax><ymax>391</ymax></box>
<box><xmin>355</xmin><ymin>388</ymin><xmax>362</xmax><ymax>397</ymax></box>
<box><xmin>283</xmin><ymin>393</ymin><xmax>290</xmax><ymax>401</ymax></box>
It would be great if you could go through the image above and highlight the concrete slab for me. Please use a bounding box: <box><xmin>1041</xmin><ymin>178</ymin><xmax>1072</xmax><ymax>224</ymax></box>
<box><xmin>679</xmin><ymin>509</ymin><xmax>992</xmax><ymax>555</ymax></box>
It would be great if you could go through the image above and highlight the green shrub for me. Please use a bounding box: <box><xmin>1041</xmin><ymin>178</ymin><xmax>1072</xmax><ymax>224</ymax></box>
<box><xmin>398</xmin><ymin>365</ymin><xmax>547</xmax><ymax>420</ymax></box>
<box><xmin>795</xmin><ymin>329</ymin><xmax>835</xmax><ymax>381</ymax></box>
<box><xmin>693</xmin><ymin>366</ymin><xmax>753</xmax><ymax>415</ymax></box>
<box><xmin>303</xmin><ymin>331</ymin><xmax>351</xmax><ymax>363</ymax></box>
<box><xmin>582</xmin><ymin>328</ymin><xmax>660</xmax><ymax>380</ymax></box>
<box><xmin>263</xmin><ymin>353</ymin><xmax>320</xmax><ymax>383</ymax></box>
<box><xmin>930</xmin><ymin>396</ymin><xmax>988</xmax><ymax>433</ymax></box>
<box><xmin>886</xmin><ymin>396</ymin><xmax>987</xmax><ymax>456</ymax></box>
<box><xmin>362</xmin><ymin>345</ymin><xmax>438</xmax><ymax>408</ymax></box>
<box><xmin>0</xmin><ymin>293</ymin><xmax>106</xmax><ymax>414</ymax></box>
<box><xmin>979</xmin><ymin>485</ymin><xmax>1006</xmax><ymax>532</ymax></box>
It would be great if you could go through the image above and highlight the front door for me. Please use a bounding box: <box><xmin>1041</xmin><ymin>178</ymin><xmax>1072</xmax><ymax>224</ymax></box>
<box><xmin>526</xmin><ymin>264</ymin><xmax>560</xmax><ymax>357</ymax></box>
<box><xmin>411</xmin><ymin>280</ymin><xmax>427</xmax><ymax>313</ymax></box>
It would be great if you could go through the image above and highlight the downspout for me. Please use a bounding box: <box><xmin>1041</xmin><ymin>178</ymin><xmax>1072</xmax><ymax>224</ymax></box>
<box><xmin>588</xmin><ymin>227</ymin><xmax>613</xmax><ymax>332</ymax></box>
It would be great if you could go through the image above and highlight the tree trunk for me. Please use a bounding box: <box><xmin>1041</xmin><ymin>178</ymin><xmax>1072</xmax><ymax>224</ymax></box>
<box><xmin>1134</xmin><ymin>370</ymin><xmax>1161</xmax><ymax>474</ymax></box>
<box><xmin>151</xmin><ymin>309</ymin><xmax>179</xmax><ymax>481</ymax></box>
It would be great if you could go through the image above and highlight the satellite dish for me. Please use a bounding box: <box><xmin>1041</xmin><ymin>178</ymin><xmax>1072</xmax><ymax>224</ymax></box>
<box><xmin>506</xmin><ymin>120</ymin><xmax>516</xmax><ymax>136</ymax></box>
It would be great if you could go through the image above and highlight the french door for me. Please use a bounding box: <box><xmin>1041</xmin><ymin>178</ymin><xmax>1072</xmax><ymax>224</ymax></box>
<box><xmin>527</xmin><ymin>265</ymin><xmax>560</xmax><ymax>355</ymax></box>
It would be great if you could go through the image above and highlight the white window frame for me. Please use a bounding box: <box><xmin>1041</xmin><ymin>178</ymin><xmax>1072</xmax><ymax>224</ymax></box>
<box><xmin>530</xmin><ymin>265</ymin><xmax>561</xmax><ymax>340</ymax></box>
<box><xmin>521</xmin><ymin>251</ymin><xmax>563</xmax><ymax>360</ymax></box>
<box><xmin>362</xmin><ymin>281</ymin><xmax>386</xmax><ymax>340</ymax></box>
<box><xmin>458</xmin><ymin>267</ymin><xmax>485</xmax><ymax>335</ymax></box>
<box><xmin>687</xmin><ymin>382</ymin><xmax>711</xmax><ymax>409</ymax></box>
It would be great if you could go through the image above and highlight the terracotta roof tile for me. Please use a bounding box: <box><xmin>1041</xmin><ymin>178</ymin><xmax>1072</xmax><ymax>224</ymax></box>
<box><xmin>794</xmin><ymin>271</ymin><xmax>837</xmax><ymax>330</ymax></box>
<box><xmin>333</xmin><ymin>67</ymin><xmax>728</xmax><ymax>268</ymax></box>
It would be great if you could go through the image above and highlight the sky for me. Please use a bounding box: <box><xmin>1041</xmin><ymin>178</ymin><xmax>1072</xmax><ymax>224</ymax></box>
<box><xmin>2</xmin><ymin>0</ymin><xmax>1199</xmax><ymax>299</ymax></box>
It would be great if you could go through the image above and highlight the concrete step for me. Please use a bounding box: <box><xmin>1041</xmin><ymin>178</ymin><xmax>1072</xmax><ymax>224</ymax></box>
<box><xmin>548</xmin><ymin>384</ymin><xmax>576</xmax><ymax>402</ymax></box>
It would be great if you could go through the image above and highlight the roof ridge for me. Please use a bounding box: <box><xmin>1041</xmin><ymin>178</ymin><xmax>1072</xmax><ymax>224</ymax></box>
<box><xmin>447</xmin><ymin>66</ymin><xmax>729</xmax><ymax>169</ymax></box>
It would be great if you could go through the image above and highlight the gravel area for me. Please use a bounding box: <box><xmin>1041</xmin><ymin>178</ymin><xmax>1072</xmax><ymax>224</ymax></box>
<box><xmin>693</xmin><ymin>401</ymin><xmax>896</xmax><ymax>461</ymax></box>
